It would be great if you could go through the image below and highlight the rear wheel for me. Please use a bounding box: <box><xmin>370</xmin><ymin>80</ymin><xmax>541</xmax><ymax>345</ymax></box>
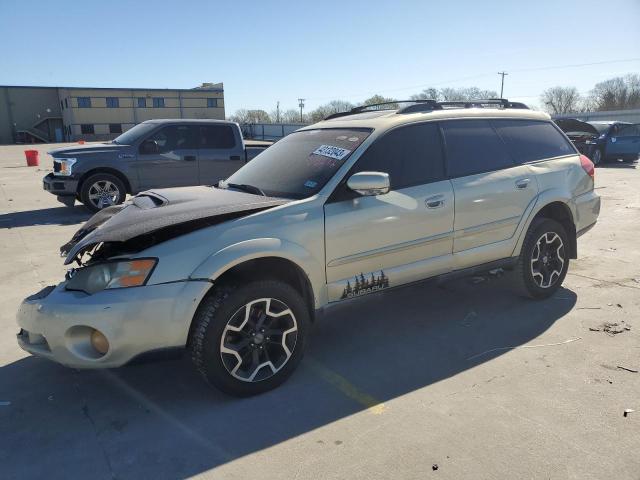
<box><xmin>512</xmin><ymin>218</ymin><xmax>570</xmax><ymax>299</ymax></box>
<box><xmin>80</xmin><ymin>173</ymin><xmax>126</xmax><ymax>212</ymax></box>
<box><xmin>189</xmin><ymin>280</ymin><xmax>310</xmax><ymax>396</ymax></box>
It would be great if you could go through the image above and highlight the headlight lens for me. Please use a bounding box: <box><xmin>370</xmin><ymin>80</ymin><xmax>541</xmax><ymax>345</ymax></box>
<box><xmin>54</xmin><ymin>158</ymin><xmax>77</xmax><ymax>176</ymax></box>
<box><xmin>66</xmin><ymin>259</ymin><xmax>157</xmax><ymax>294</ymax></box>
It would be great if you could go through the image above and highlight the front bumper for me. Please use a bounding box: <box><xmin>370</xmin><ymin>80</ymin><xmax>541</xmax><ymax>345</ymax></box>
<box><xmin>43</xmin><ymin>172</ymin><xmax>79</xmax><ymax>197</ymax></box>
<box><xmin>16</xmin><ymin>280</ymin><xmax>211</xmax><ymax>368</ymax></box>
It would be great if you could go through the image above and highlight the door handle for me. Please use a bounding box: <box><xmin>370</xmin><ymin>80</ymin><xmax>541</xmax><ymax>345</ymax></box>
<box><xmin>229</xmin><ymin>155</ymin><xmax>241</xmax><ymax>160</ymax></box>
<box><xmin>515</xmin><ymin>178</ymin><xmax>530</xmax><ymax>189</ymax></box>
<box><xmin>425</xmin><ymin>195</ymin><xmax>445</xmax><ymax>209</ymax></box>
<box><xmin>183</xmin><ymin>155</ymin><xmax>196</xmax><ymax>162</ymax></box>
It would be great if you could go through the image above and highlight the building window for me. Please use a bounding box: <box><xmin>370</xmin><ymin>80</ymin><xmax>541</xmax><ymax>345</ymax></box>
<box><xmin>106</xmin><ymin>97</ymin><xmax>119</xmax><ymax>108</ymax></box>
<box><xmin>152</xmin><ymin>97</ymin><xmax>165</xmax><ymax>108</ymax></box>
<box><xmin>207</xmin><ymin>98</ymin><xmax>218</xmax><ymax>108</ymax></box>
<box><xmin>80</xmin><ymin>124</ymin><xmax>95</xmax><ymax>134</ymax></box>
<box><xmin>109</xmin><ymin>123</ymin><xmax>123</xmax><ymax>134</ymax></box>
<box><xmin>137</xmin><ymin>97</ymin><xmax>146</xmax><ymax>108</ymax></box>
<box><xmin>65</xmin><ymin>98</ymin><xmax>69</xmax><ymax>108</ymax></box>
<box><xmin>77</xmin><ymin>97</ymin><xmax>91</xmax><ymax>108</ymax></box>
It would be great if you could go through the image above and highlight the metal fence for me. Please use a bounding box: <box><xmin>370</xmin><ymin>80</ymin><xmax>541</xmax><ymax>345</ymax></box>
<box><xmin>240</xmin><ymin>123</ymin><xmax>307</xmax><ymax>141</ymax></box>
<box><xmin>552</xmin><ymin>109</ymin><xmax>640</xmax><ymax>123</ymax></box>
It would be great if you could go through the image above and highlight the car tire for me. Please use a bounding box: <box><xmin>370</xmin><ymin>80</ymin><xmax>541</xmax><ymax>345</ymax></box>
<box><xmin>512</xmin><ymin>218</ymin><xmax>570</xmax><ymax>300</ymax></box>
<box><xmin>79</xmin><ymin>173</ymin><xmax>126</xmax><ymax>213</ymax></box>
<box><xmin>189</xmin><ymin>280</ymin><xmax>310</xmax><ymax>396</ymax></box>
<box><xmin>592</xmin><ymin>148</ymin><xmax>603</xmax><ymax>166</ymax></box>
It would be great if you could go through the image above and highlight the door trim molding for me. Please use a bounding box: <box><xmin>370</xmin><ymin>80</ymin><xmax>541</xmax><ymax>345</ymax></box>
<box><xmin>327</xmin><ymin>231</ymin><xmax>453</xmax><ymax>267</ymax></box>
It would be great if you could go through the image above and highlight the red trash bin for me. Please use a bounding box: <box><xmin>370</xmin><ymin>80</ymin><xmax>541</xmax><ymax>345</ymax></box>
<box><xmin>24</xmin><ymin>150</ymin><xmax>39</xmax><ymax>167</ymax></box>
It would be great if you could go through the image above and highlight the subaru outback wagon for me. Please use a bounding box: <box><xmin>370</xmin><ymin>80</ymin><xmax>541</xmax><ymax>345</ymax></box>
<box><xmin>17</xmin><ymin>99</ymin><xmax>600</xmax><ymax>396</ymax></box>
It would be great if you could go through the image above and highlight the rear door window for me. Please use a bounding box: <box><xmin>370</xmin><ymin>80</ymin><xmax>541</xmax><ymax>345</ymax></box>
<box><xmin>200</xmin><ymin>125</ymin><xmax>237</xmax><ymax>149</ymax></box>
<box><xmin>492</xmin><ymin>120</ymin><xmax>575</xmax><ymax>163</ymax></box>
<box><xmin>441</xmin><ymin>120</ymin><xmax>513</xmax><ymax>177</ymax></box>
<box><xmin>352</xmin><ymin>122</ymin><xmax>445</xmax><ymax>189</ymax></box>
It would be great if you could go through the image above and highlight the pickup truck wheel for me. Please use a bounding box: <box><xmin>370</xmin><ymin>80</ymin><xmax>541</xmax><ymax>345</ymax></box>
<box><xmin>189</xmin><ymin>280</ymin><xmax>310</xmax><ymax>396</ymax></box>
<box><xmin>80</xmin><ymin>173</ymin><xmax>126</xmax><ymax>213</ymax></box>
<box><xmin>512</xmin><ymin>218</ymin><xmax>570</xmax><ymax>299</ymax></box>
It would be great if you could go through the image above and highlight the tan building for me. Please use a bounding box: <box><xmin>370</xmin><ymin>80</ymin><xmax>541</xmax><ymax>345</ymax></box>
<box><xmin>0</xmin><ymin>83</ymin><xmax>225</xmax><ymax>144</ymax></box>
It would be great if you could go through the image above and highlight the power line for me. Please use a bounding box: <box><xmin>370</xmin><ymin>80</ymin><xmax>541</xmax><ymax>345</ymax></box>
<box><xmin>304</xmin><ymin>57</ymin><xmax>640</xmax><ymax>102</ymax></box>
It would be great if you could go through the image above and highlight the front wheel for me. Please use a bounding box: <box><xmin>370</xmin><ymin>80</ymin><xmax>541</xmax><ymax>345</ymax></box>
<box><xmin>512</xmin><ymin>218</ymin><xmax>570</xmax><ymax>299</ymax></box>
<box><xmin>80</xmin><ymin>173</ymin><xmax>126</xmax><ymax>213</ymax></box>
<box><xmin>189</xmin><ymin>280</ymin><xmax>310</xmax><ymax>396</ymax></box>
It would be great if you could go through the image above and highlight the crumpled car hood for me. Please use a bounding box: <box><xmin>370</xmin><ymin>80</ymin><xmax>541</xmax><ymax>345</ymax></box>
<box><xmin>61</xmin><ymin>186</ymin><xmax>290</xmax><ymax>264</ymax></box>
<box><xmin>555</xmin><ymin>119</ymin><xmax>599</xmax><ymax>136</ymax></box>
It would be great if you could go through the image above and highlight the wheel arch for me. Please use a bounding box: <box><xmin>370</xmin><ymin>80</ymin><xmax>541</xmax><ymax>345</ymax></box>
<box><xmin>77</xmin><ymin>168</ymin><xmax>132</xmax><ymax>195</ymax></box>
<box><xmin>527</xmin><ymin>200</ymin><xmax>577</xmax><ymax>259</ymax></box>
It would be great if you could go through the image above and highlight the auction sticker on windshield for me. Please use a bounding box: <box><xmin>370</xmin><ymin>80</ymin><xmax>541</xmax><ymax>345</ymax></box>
<box><xmin>312</xmin><ymin>145</ymin><xmax>351</xmax><ymax>161</ymax></box>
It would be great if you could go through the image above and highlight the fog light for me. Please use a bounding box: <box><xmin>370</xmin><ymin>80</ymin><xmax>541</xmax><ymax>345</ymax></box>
<box><xmin>90</xmin><ymin>329</ymin><xmax>109</xmax><ymax>354</ymax></box>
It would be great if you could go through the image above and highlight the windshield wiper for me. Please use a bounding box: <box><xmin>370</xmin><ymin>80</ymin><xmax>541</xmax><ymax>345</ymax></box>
<box><xmin>224</xmin><ymin>183</ymin><xmax>266</xmax><ymax>197</ymax></box>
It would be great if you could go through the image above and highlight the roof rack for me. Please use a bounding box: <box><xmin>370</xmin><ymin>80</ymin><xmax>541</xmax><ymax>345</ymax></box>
<box><xmin>324</xmin><ymin>98</ymin><xmax>528</xmax><ymax>120</ymax></box>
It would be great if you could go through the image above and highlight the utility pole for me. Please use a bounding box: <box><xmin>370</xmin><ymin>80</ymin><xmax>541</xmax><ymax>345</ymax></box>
<box><xmin>298</xmin><ymin>98</ymin><xmax>305</xmax><ymax>123</ymax></box>
<box><xmin>498</xmin><ymin>71</ymin><xmax>508</xmax><ymax>98</ymax></box>
<box><xmin>276</xmin><ymin>101</ymin><xmax>280</xmax><ymax>123</ymax></box>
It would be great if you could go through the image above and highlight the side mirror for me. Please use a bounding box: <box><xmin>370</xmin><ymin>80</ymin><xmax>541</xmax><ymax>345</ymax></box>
<box><xmin>140</xmin><ymin>139</ymin><xmax>159</xmax><ymax>154</ymax></box>
<box><xmin>347</xmin><ymin>171</ymin><xmax>390</xmax><ymax>196</ymax></box>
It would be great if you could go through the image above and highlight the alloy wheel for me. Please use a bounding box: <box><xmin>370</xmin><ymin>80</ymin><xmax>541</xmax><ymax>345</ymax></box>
<box><xmin>220</xmin><ymin>298</ymin><xmax>298</xmax><ymax>382</ymax></box>
<box><xmin>530</xmin><ymin>232</ymin><xmax>565</xmax><ymax>288</ymax></box>
<box><xmin>88</xmin><ymin>180</ymin><xmax>120</xmax><ymax>209</ymax></box>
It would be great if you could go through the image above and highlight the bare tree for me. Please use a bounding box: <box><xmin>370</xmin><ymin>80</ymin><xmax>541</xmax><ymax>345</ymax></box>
<box><xmin>439</xmin><ymin>87</ymin><xmax>498</xmax><ymax>101</ymax></box>
<box><xmin>229</xmin><ymin>109</ymin><xmax>272</xmax><ymax>124</ymax></box>
<box><xmin>361</xmin><ymin>94</ymin><xmax>398</xmax><ymax>108</ymax></box>
<box><xmin>410</xmin><ymin>88</ymin><xmax>441</xmax><ymax>101</ymax></box>
<box><xmin>589</xmin><ymin>74</ymin><xmax>640</xmax><ymax>111</ymax></box>
<box><xmin>308</xmin><ymin>100</ymin><xmax>355</xmax><ymax>122</ymax></box>
<box><xmin>281</xmin><ymin>109</ymin><xmax>305</xmax><ymax>123</ymax></box>
<box><xmin>540</xmin><ymin>86</ymin><xmax>582</xmax><ymax>114</ymax></box>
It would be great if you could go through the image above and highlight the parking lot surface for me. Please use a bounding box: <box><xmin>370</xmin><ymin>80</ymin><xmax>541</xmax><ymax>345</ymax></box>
<box><xmin>1</xmin><ymin>144</ymin><xmax>639</xmax><ymax>479</ymax></box>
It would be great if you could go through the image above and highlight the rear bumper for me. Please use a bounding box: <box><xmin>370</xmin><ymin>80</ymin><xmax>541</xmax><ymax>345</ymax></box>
<box><xmin>43</xmin><ymin>172</ymin><xmax>78</xmax><ymax>197</ymax></box>
<box><xmin>574</xmin><ymin>189</ymin><xmax>600</xmax><ymax>234</ymax></box>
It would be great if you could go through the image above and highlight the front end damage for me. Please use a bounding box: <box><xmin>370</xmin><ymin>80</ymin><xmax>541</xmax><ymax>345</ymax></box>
<box><xmin>17</xmin><ymin>186</ymin><xmax>290</xmax><ymax>367</ymax></box>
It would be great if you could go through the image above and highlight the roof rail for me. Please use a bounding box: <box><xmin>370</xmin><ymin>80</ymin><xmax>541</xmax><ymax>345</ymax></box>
<box><xmin>438</xmin><ymin>98</ymin><xmax>529</xmax><ymax>109</ymax></box>
<box><xmin>324</xmin><ymin>100</ymin><xmax>440</xmax><ymax>120</ymax></box>
<box><xmin>323</xmin><ymin>98</ymin><xmax>528</xmax><ymax>120</ymax></box>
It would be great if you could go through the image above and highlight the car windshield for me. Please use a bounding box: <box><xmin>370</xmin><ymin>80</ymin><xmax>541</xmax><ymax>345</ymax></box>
<box><xmin>221</xmin><ymin>128</ymin><xmax>372</xmax><ymax>199</ymax></box>
<box><xmin>112</xmin><ymin>123</ymin><xmax>158</xmax><ymax>145</ymax></box>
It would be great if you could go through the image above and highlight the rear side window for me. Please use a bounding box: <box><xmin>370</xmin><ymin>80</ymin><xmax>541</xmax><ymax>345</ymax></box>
<box><xmin>353</xmin><ymin>122</ymin><xmax>445</xmax><ymax>189</ymax></box>
<box><xmin>441</xmin><ymin>120</ymin><xmax>513</xmax><ymax>177</ymax></box>
<box><xmin>492</xmin><ymin>120</ymin><xmax>575</xmax><ymax>163</ymax></box>
<box><xmin>200</xmin><ymin>125</ymin><xmax>236</xmax><ymax>148</ymax></box>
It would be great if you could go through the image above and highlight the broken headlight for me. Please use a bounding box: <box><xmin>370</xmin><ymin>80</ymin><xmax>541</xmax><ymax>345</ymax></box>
<box><xmin>65</xmin><ymin>259</ymin><xmax>157</xmax><ymax>294</ymax></box>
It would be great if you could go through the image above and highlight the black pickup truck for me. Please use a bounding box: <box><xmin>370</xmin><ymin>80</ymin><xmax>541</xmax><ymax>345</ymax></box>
<box><xmin>43</xmin><ymin>119</ymin><xmax>272</xmax><ymax>211</ymax></box>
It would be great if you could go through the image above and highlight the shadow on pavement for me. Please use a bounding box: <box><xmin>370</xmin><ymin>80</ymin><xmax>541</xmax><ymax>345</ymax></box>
<box><xmin>0</xmin><ymin>206</ymin><xmax>90</xmax><ymax>229</ymax></box>
<box><xmin>0</xmin><ymin>276</ymin><xmax>577</xmax><ymax>480</ymax></box>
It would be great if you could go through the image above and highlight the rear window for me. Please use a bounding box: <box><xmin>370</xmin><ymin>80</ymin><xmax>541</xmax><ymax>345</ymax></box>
<box><xmin>441</xmin><ymin>120</ymin><xmax>513</xmax><ymax>177</ymax></box>
<box><xmin>492</xmin><ymin>120</ymin><xmax>575</xmax><ymax>163</ymax></box>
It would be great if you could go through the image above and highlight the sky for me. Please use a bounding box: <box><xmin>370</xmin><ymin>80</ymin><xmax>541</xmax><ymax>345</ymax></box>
<box><xmin>1</xmin><ymin>0</ymin><xmax>639</xmax><ymax>115</ymax></box>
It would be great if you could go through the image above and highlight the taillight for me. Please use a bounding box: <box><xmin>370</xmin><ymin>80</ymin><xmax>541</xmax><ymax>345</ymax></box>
<box><xmin>580</xmin><ymin>155</ymin><xmax>595</xmax><ymax>179</ymax></box>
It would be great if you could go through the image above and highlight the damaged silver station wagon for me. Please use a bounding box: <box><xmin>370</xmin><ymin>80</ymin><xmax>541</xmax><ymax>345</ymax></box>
<box><xmin>17</xmin><ymin>99</ymin><xmax>601</xmax><ymax>396</ymax></box>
